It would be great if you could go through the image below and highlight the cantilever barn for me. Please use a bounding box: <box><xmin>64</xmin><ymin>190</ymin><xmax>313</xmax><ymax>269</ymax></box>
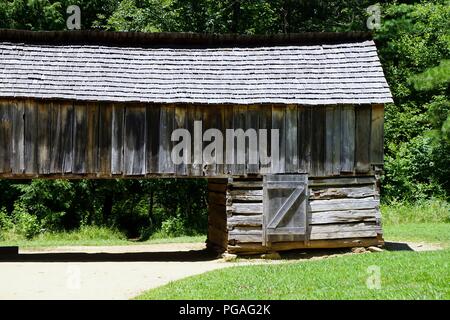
<box><xmin>0</xmin><ymin>30</ymin><xmax>393</xmax><ymax>254</ymax></box>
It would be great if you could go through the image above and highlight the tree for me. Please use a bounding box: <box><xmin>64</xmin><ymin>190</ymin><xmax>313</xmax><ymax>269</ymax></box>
<box><xmin>375</xmin><ymin>1</ymin><xmax>450</xmax><ymax>200</ymax></box>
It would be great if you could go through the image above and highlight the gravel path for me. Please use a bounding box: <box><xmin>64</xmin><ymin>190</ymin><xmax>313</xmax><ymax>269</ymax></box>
<box><xmin>0</xmin><ymin>240</ymin><xmax>444</xmax><ymax>300</ymax></box>
<box><xmin>0</xmin><ymin>243</ymin><xmax>257</xmax><ymax>300</ymax></box>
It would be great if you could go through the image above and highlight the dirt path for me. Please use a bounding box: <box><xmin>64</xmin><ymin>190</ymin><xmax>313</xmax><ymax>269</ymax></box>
<box><xmin>0</xmin><ymin>243</ymin><xmax>262</xmax><ymax>300</ymax></box>
<box><xmin>0</xmin><ymin>240</ymin><xmax>444</xmax><ymax>300</ymax></box>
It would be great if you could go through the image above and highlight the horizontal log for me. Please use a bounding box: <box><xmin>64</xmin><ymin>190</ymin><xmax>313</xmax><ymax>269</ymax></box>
<box><xmin>227</xmin><ymin>215</ymin><xmax>381</xmax><ymax>234</ymax></box>
<box><xmin>309</xmin><ymin>186</ymin><xmax>375</xmax><ymax>200</ymax></box>
<box><xmin>227</xmin><ymin>237</ymin><xmax>383</xmax><ymax>254</ymax></box>
<box><xmin>309</xmin><ymin>197</ymin><xmax>379</xmax><ymax>212</ymax></box>
<box><xmin>230</xmin><ymin>181</ymin><xmax>263</xmax><ymax>189</ymax></box>
<box><xmin>229</xmin><ymin>189</ymin><xmax>262</xmax><ymax>202</ymax></box>
<box><xmin>228</xmin><ymin>227</ymin><xmax>262</xmax><ymax>243</ymax></box>
<box><xmin>228</xmin><ymin>222</ymin><xmax>381</xmax><ymax>243</ymax></box>
<box><xmin>226</xmin><ymin>209</ymin><xmax>380</xmax><ymax>226</ymax></box>
<box><xmin>310</xmin><ymin>209</ymin><xmax>379</xmax><ymax>224</ymax></box>
<box><xmin>228</xmin><ymin>233</ymin><xmax>262</xmax><ymax>243</ymax></box>
<box><xmin>308</xmin><ymin>222</ymin><xmax>382</xmax><ymax>240</ymax></box>
<box><xmin>309</xmin><ymin>176</ymin><xmax>375</xmax><ymax>187</ymax></box>
<box><xmin>227</xmin><ymin>214</ymin><xmax>263</xmax><ymax>228</ymax></box>
<box><xmin>227</xmin><ymin>203</ymin><xmax>263</xmax><ymax>215</ymax></box>
<box><xmin>310</xmin><ymin>230</ymin><xmax>378</xmax><ymax>240</ymax></box>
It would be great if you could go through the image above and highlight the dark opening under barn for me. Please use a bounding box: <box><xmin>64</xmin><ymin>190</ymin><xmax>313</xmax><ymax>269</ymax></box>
<box><xmin>0</xmin><ymin>30</ymin><xmax>393</xmax><ymax>254</ymax></box>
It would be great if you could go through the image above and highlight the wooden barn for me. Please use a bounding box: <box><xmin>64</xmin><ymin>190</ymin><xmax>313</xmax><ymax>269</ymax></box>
<box><xmin>0</xmin><ymin>30</ymin><xmax>393</xmax><ymax>254</ymax></box>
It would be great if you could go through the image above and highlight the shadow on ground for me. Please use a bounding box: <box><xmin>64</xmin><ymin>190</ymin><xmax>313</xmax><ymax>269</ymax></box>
<box><xmin>0</xmin><ymin>241</ymin><xmax>420</xmax><ymax>263</ymax></box>
<box><xmin>383</xmin><ymin>241</ymin><xmax>414</xmax><ymax>251</ymax></box>
<box><xmin>0</xmin><ymin>249</ymin><xmax>218</xmax><ymax>263</ymax></box>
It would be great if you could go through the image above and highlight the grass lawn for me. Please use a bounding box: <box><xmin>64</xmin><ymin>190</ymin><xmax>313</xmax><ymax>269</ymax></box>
<box><xmin>384</xmin><ymin>223</ymin><xmax>450</xmax><ymax>247</ymax></box>
<box><xmin>381</xmin><ymin>200</ymin><xmax>450</xmax><ymax>247</ymax></box>
<box><xmin>136</xmin><ymin>202</ymin><xmax>450</xmax><ymax>300</ymax></box>
<box><xmin>136</xmin><ymin>249</ymin><xmax>450</xmax><ymax>300</ymax></box>
<box><xmin>0</xmin><ymin>226</ymin><xmax>206</xmax><ymax>248</ymax></box>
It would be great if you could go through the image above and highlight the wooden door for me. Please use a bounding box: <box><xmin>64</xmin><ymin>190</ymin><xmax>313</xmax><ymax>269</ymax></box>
<box><xmin>263</xmin><ymin>174</ymin><xmax>308</xmax><ymax>245</ymax></box>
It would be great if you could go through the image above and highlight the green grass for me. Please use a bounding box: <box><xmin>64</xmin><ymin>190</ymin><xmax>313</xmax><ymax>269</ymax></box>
<box><xmin>381</xmin><ymin>199</ymin><xmax>450</xmax><ymax>225</ymax></box>
<box><xmin>136</xmin><ymin>249</ymin><xmax>450</xmax><ymax>300</ymax></box>
<box><xmin>381</xmin><ymin>199</ymin><xmax>450</xmax><ymax>247</ymax></box>
<box><xmin>384</xmin><ymin>223</ymin><xmax>450</xmax><ymax>246</ymax></box>
<box><xmin>0</xmin><ymin>226</ymin><xmax>206</xmax><ymax>248</ymax></box>
<box><xmin>136</xmin><ymin>200</ymin><xmax>450</xmax><ymax>300</ymax></box>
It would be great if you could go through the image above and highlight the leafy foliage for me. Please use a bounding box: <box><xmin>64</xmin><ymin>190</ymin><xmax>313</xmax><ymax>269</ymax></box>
<box><xmin>0</xmin><ymin>0</ymin><xmax>449</xmax><ymax>239</ymax></box>
<box><xmin>375</xmin><ymin>1</ymin><xmax>450</xmax><ymax>200</ymax></box>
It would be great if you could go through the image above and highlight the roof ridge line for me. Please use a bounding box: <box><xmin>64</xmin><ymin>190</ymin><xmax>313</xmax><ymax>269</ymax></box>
<box><xmin>0</xmin><ymin>29</ymin><xmax>373</xmax><ymax>48</ymax></box>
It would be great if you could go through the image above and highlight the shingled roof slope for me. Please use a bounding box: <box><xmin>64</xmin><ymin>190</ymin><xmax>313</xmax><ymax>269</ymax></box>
<box><xmin>0</xmin><ymin>31</ymin><xmax>393</xmax><ymax>105</ymax></box>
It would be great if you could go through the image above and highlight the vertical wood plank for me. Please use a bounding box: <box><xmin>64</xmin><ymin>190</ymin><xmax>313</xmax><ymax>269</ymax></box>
<box><xmin>189</xmin><ymin>105</ymin><xmax>203</xmax><ymax>176</ymax></box>
<box><xmin>232</xmin><ymin>105</ymin><xmax>247</xmax><ymax>176</ymax></box>
<box><xmin>86</xmin><ymin>103</ymin><xmax>99</xmax><ymax>175</ymax></box>
<box><xmin>370</xmin><ymin>104</ymin><xmax>384</xmax><ymax>165</ymax></box>
<box><xmin>332</xmin><ymin>106</ymin><xmax>342</xmax><ymax>175</ymax></box>
<box><xmin>50</xmin><ymin>102</ymin><xmax>63</xmax><ymax>173</ymax></box>
<box><xmin>246</xmin><ymin>105</ymin><xmax>259</xmax><ymax>174</ymax></box>
<box><xmin>174</xmin><ymin>105</ymin><xmax>188</xmax><ymax>176</ymax></box>
<box><xmin>61</xmin><ymin>101</ymin><xmax>74</xmax><ymax>174</ymax></box>
<box><xmin>73</xmin><ymin>103</ymin><xmax>87</xmax><ymax>174</ymax></box>
<box><xmin>0</xmin><ymin>102</ymin><xmax>12</xmax><ymax>174</ymax></box>
<box><xmin>271</xmin><ymin>105</ymin><xmax>285</xmax><ymax>174</ymax></box>
<box><xmin>146</xmin><ymin>104</ymin><xmax>160</xmax><ymax>174</ymax></box>
<box><xmin>259</xmin><ymin>105</ymin><xmax>272</xmax><ymax>175</ymax></box>
<box><xmin>38</xmin><ymin>102</ymin><xmax>52</xmax><ymax>174</ymax></box>
<box><xmin>311</xmin><ymin>107</ymin><xmax>325</xmax><ymax>177</ymax></box>
<box><xmin>223</xmin><ymin>106</ymin><xmax>234</xmax><ymax>175</ymax></box>
<box><xmin>124</xmin><ymin>105</ymin><xmax>146</xmax><ymax>176</ymax></box>
<box><xmin>202</xmin><ymin>105</ymin><xmax>215</xmax><ymax>176</ymax></box>
<box><xmin>298</xmin><ymin>106</ymin><xmax>312</xmax><ymax>174</ymax></box>
<box><xmin>340</xmin><ymin>105</ymin><xmax>355</xmax><ymax>173</ymax></box>
<box><xmin>216</xmin><ymin>106</ymin><xmax>225</xmax><ymax>175</ymax></box>
<box><xmin>24</xmin><ymin>100</ymin><xmax>38</xmax><ymax>174</ymax></box>
<box><xmin>158</xmin><ymin>105</ymin><xmax>175</xmax><ymax>174</ymax></box>
<box><xmin>355</xmin><ymin>105</ymin><xmax>371</xmax><ymax>173</ymax></box>
<box><xmin>285</xmin><ymin>105</ymin><xmax>298</xmax><ymax>173</ymax></box>
<box><xmin>11</xmin><ymin>101</ymin><xmax>25</xmax><ymax>174</ymax></box>
<box><xmin>324</xmin><ymin>106</ymin><xmax>334</xmax><ymax>176</ymax></box>
<box><xmin>111</xmin><ymin>104</ymin><xmax>124</xmax><ymax>175</ymax></box>
<box><xmin>98</xmin><ymin>103</ymin><xmax>112</xmax><ymax>176</ymax></box>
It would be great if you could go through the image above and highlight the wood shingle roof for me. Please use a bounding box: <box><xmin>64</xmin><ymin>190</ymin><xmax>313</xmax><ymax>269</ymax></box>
<box><xmin>0</xmin><ymin>30</ymin><xmax>393</xmax><ymax>105</ymax></box>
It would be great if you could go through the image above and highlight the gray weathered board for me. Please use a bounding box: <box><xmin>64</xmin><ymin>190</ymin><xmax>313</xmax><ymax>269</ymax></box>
<box><xmin>0</xmin><ymin>100</ymin><xmax>383</xmax><ymax>178</ymax></box>
<box><xmin>263</xmin><ymin>174</ymin><xmax>308</xmax><ymax>245</ymax></box>
<box><xmin>218</xmin><ymin>175</ymin><xmax>382</xmax><ymax>253</ymax></box>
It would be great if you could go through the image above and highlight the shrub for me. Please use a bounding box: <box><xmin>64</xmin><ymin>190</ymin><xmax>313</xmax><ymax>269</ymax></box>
<box><xmin>34</xmin><ymin>225</ymin><xmax>127</xmax><ymax>242</ymax></box>
<box><xmin>12</xmin><ymin>202</ymin><xmax>41</xmax><ymax>239</ymax></box>
<box><xmin>160</xmin><ymin>216</ymin><xmax>187</xmax><ymax>237</ymax></box>
<box><xmin>0</xmin><ymin>207</ymin><xmax>13</xmax><ymax>231</ymax></box>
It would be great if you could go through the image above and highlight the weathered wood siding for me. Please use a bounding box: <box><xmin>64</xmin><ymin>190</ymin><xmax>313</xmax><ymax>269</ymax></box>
<box><xmin>225</xmin><ymin>176</ymin><xmax>383</xmax><ymax>254</ymax></box>
<box><xmin>0</xmin><ymin>99</ymin><xmax>384</xmax><ymax>178</ymax></box>
<box><xmin>207</xmin><ymin>178</ymin><xmax>229</xmax><ymax>251</ymax></box>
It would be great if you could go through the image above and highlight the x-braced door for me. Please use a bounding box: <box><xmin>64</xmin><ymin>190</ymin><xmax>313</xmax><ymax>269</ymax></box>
<box><xmin>263</xmin><ymin>174</ymin><xmax>308</xmax><ymax>246</ymax></box>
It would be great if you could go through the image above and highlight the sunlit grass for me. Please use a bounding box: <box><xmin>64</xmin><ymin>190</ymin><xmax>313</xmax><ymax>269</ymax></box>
<box><xmin>136</xmin><ymin>249</ymin><xmax>450</xmax><ymax>300</ymax></box>
<box><xmin>0</xmin><ymin>225</ymin><xmax>206</xmax><ymax>248</ymax></box>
